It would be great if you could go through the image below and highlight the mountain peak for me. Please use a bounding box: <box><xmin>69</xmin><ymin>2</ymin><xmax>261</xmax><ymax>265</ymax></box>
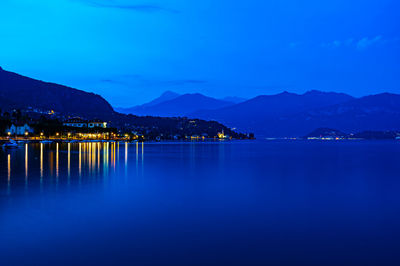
<box><xmin>161</xmin><ymin>90</ymin><xmax>179</xmax><ymax>97</ymax></box>
<box><xmin>276</xmin><ymin>91</ymin><xmax>297</xmax><ymax>97</ymax></box>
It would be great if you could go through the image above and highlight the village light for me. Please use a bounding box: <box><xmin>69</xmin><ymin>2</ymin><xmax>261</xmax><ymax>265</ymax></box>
<box><xmin>40</xmin><ymin>132</ymin><xmax>44</xmax><ymax>136</ymax></box>
<box><xmin>56</xmin><ymin>132</ymin><xmax>59</xmax><ymax>136</ymax></box>
<box><xmin>25</xmin><ymin>131</ymin><xmax>29</xmax><ymax>136</ymax></box>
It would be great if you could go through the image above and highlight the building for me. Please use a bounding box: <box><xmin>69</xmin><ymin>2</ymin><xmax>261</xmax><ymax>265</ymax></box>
<box><xmin>6</xmin><ymin>123</ymin><xmax>33</xmax><ymax>135</ymax></box>
<box><xmin>63</xmin><ymin>118</ymin><xmax>87</xmax><ymax>128</ymax></box>
<box><xmin>63</xmin><ymin>118</ymin><xmax>107</xmax><ymax>128</ymax></box>
<box><xmin>217</xmin><ymin>130</ymin><xmax>228</xmax><ymax>139</ymax></box>
<box><xmin>88</xmin><ymin>120</ymin><xmax>107</xmax><ymax>128</ymax></box>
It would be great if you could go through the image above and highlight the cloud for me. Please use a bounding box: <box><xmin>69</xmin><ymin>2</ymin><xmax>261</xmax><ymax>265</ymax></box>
<box><xmin>322</xmin><ymin>36</ymin><xmax>385</xmax><ymax>50</ymax></box>
<box><xmin>356</xmin><ymin>36</ymin><xmax>382</xmax><ymax>50</ymax></box>
<box><xmin>73</xmin><ymin>0</ymin><xmax>179</xmax><ymax>13</ymax></box>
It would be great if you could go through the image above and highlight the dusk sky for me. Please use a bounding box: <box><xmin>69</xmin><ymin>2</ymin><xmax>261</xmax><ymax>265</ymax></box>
<box><xmin>0</xmin><ymin>0</ymin><xmax>399</xmax><ymax>107</ymax></box>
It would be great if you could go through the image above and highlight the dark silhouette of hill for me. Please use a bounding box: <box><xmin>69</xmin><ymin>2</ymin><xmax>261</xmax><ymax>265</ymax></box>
<box><xmin>0</xmin><ymin>67</ymin><xmax>114</xmax><ymax>117</ymax></box>
<box><xmin>191</xmin><ymin>90</ymin><xmax>400</xmax><ymax>137</ymax></box>
<box><xmin>3</xmin><ymin>67</ymin><xmax>399</xmax><ymax>138</ymax></box>
<box><xmin>0</xmin><ymin>67</ymin><xmax>243</xmax><ymax>138</ymax></box>
<box><xmin>191</xmin><ymin>90</ymin><xmax>355</xmax><ymax>135</ymax></box>
<box><xmin>278</xmin><ymin>92</ymin><xmax>400</xmax><ymax>136</ymax></box>
<box><xmin>118</xmin><ymin>93</ymin><xmax>234</xmax><ymax>117</ymax></box>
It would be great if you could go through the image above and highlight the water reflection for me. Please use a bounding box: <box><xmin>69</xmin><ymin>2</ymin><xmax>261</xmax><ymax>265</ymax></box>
<box><xmin>3</xmin><ymin>142</ymin><xmax>400</xmax><ymax>265</ymax></box>
<box><xmin>56</xmin><ymin>143</ymin><xmax>59</xmax><ymax>179</ymax></box>
<box><xmin>79</xmin><ymin>143</ymin><xmax>82</xmax><ymax>177</ymax></box>
<box><xmin>25</xmin><ymin>144</ymin><xmax>28</xmax><ymax>183</ymax></box>
<box><xmin>125</xmin><ymin>142</ymin><xmax>128</xmax><ymax>177</ymax></box>
<box><xmin>68</xmin><ymin>143</ymin><xmax>71</xmax><ymax>178</ymax></box>
<box><xmin>7</xmin><ymin>154</ymin><xmax>11</xmax><ymax>192</ymax></box>
<box><xmin>0</xmin><ymin>142</ymin><xmax>150</xmax><ymax>194</ymax></box>
<box><xmin>40</xmin><ymin>143</ymin><xmax>43</xmax><ymax>180</ymax></box>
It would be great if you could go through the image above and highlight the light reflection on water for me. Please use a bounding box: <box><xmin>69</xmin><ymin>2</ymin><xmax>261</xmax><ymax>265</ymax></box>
<box><xmin>1</xmin><ymin>141</ymin><xmax>145</xmax><ymax>194</ymax></box>
<box><xmin>1</xmin><ymin>141</ymin><xmax>400</xmax><ymax>265</ymax></box>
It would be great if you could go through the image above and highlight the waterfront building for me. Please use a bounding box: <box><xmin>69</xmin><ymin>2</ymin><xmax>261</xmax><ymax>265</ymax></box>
<box><xmin>63</xmin><ymin>118</ymin><xmax>107</xmax><ymax>128</ymax></box>
<box><xmin>5</xmin><ymin>123</ymin><xmax>33</xmax><ymax>135</ymax></box>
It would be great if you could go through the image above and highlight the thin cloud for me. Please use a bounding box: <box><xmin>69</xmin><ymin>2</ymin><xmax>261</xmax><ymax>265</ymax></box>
<box><xmin>356</xmin><ymin>36</ymin><xmax>382</xmax><ymax>50</ymax></box>
<box><xmin>74</xmin><ymin>0</ymin><xmax>179</xmax><ymax>13</ymax></box>
<box><xmin>322</xmin><ymin>36</ymin><xmax>385</xmax><ymax>50</ymax></box>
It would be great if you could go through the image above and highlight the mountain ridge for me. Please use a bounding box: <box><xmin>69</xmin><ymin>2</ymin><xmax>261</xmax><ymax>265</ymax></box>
<box><xmin>0</xmin><ymin>67</ymin><xmax>114</xmax><ymax>118</ymax></box>
<box><xmin>117</xmin><ymin>93</ymin><xmax>234</xmax><ymax>117</ymax></box>
<box><xmin>193</xmin><ymin>91</ymin><xmax>400</xmax><ymax>136</ymax></box>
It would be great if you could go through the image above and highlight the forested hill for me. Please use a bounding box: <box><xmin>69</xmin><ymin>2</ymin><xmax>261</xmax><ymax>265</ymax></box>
<box><xmin>0</xmin><ymin>67</ymin><xmax>114</xmax><ymax>117</ymax></box>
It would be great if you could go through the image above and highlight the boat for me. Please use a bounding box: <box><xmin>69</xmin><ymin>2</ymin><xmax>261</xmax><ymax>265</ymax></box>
<box><xmin>40</xmin><ymin>140</ymin><xmax>53</xmax><ymax>144</ymax></box>
<box><xmin>2</xmin><ymin>139</ymin><xmax>19</xmax><ymax>148</ymax></box>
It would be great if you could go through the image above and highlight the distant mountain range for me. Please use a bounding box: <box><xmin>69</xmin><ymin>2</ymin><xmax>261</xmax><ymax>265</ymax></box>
<box><xmin>2</xmin><ymin>66</ymin><xmax>399</xmax><ymax>138</ymax></box>
<box><xmin>194</xmin><ymin>91</ymin><xmax>400</xmax><ymax>136</ymax></box>
<box><xmin>117</xmin><ymin>89</ymin><xmax>400</xmax><ymax>137</ymax></box>
<box><xmin>0</xmin><ymin>67</ymin><xmax>242</xmax><ymax>139</ymax></box>
<box><xmin>306</xmin><ymin>128</ymin><xmax>400</xmax><ymax>140</ymax></box>
<box><xmin>116</xmin><ymin>92</ymin><xmax>236</xmax><ymax>117</ymax></box>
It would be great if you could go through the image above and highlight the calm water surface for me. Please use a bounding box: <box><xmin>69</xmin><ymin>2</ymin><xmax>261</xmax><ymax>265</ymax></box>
<box><xmin>1</xmin><ymin>141</ymin><xmax>400</xmax><ymax>265</ymax></box>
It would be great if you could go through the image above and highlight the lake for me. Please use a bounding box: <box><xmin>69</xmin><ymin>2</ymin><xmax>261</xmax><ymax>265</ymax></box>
<box><xmin>1</xmin><ymin>141</ymin><xmax>400</xmax><ymax>265</ymax></box>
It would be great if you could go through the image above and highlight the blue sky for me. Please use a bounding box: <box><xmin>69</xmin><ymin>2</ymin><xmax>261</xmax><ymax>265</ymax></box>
<box><xmin>0</xmin><ymin>0</ymin><xmax>399</xmax><ymax>107</ymax></box>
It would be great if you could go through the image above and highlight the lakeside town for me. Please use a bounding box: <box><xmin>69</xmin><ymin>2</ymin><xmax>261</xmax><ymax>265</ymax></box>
<box><xmin>0</xmin><ymin>108</ymin><xmax>250</xmax><ymax>144</ymax></box>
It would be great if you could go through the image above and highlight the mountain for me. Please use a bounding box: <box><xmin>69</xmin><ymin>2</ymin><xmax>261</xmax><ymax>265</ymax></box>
<box><xmin>116</xmin><ymin>91</ymin><xmax>180</xmax><ymax>114</ymax></box>
<box><xmin>0</xmin><ymin>67</ymin><xmax>245</xmax><ymax>139</ymax></box>
<box><xmin>193</xmin><ymin>90</ymin><xmax>400</xmax><ymax>137</ymax></box>
<box><xmin>192</xmin><ymin>90</ymin><xmax>355</xmax><ymax>134</ymax></box>
<box><xmin>117</xmin><ymin>89</ymin><xmax>400</xmax><ymax>137</ymax></box>
<box><xmin>280</xmin><ymin>92</ymin><xmax>400</xmax><ymax>136</ymax></box>
<box><xmin>0</xmin><ymin>67</ymin><xmax>114</xmax><ymax>117</ymax></box>
<box><xmin>305</xmin><ymin>128</ymin><xmax>348</xmax><ymax>138</ymax></box>
<box><xmin>117</xmin><ymin>93</ymin><xmax>234</xmax><ymax>117</ymax></box>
